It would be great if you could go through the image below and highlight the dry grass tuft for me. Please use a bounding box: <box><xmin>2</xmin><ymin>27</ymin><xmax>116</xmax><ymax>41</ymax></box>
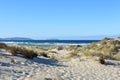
<box><xmin>115</xmin><ymin>53</ymin><xmax>120</xmax><ymax>61</ymax></box>
<box><xmin>0</xmin><ymin>43</ymin><xmax>8</xmax><ymax>49</ymax></box>
<box><xmin>10</xmin><ymin>58</ymin><xmax>15</xmax><ymax>64</ymax></box>
<box><xmin>99</xmin><ymin>54</ymin><xmax>106</xmax><ymax>64</ymax></box>
<box><xmin>7</xmin><ymin>46</ymin><xmax>38</xmax><ymax>59</ymax></box>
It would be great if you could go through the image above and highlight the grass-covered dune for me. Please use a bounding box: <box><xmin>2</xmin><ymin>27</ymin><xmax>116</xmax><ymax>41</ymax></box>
<box><xmin>75</xmin><ymin>37</ymin><xmax>120</xmax><ymax>60</ymax></box>
<box><xmin>0</xmin><ymin>43</ymin><xmax>38</xmax><ymax>59</ymax></box>
<box><xmin>0</xmin><ymin>37</ymin><xmax>120</xmax><ymax>60</ymax></box>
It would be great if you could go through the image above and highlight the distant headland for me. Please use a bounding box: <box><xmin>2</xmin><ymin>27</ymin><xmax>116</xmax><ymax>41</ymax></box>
<box><xmin>0</xmin><ymin>37</ymin><xmax>33</xmax><ymax>40</ymax></box>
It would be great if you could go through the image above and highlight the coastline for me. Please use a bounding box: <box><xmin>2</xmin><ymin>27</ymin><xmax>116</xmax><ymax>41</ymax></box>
<box><xmin>0</xmin><ymin>40</ymin><xmax>99</xmax><ymax>46</ymax></box>
<box><xmin>0</xmin><ymin>37</ymin><xmax>120</xmax><ymax>80</ymax></box>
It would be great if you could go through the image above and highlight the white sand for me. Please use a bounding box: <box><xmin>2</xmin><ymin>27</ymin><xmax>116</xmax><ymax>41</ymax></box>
<box><xmin>0</xmin><ymin>49</ymin><xmax>120</xmax><ymax>80</ymax></box>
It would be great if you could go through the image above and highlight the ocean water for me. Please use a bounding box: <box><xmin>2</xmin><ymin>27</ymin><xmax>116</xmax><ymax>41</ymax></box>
<box><xmin>0</xmin><ymin>40</ymin><xmax>100</xmax><ymax>46</ymax></box>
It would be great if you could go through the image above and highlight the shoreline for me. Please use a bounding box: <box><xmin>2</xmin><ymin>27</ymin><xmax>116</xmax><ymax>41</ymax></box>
<box><xmin>0</xmin><ymin>40</ymin><xmax>99</xmax><ymax>47</ymax></box>
<box><xmin>0</xmin><ymin>37</ymin><xmax>120</xmax><ymax>80</ymax></box>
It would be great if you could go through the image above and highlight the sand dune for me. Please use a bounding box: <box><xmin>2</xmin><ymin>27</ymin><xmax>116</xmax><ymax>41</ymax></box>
<box><xmin>0</xmin><ymin>49</ymin><xmax>120</xmax><ymax>80</ymax></box>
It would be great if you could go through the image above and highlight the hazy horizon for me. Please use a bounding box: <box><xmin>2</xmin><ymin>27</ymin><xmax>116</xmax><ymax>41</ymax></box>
<box><xmin>0</xmin><ymin>34</ymin><xmax>119</xmax><ymax>40</ymax></box>
<box><xmin>0</xmin><ymin>0</ymin><xmax>120</xmax><ymax>40</ymax></box>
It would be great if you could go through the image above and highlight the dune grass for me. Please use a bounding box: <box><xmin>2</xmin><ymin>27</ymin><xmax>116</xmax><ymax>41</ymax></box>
<box><xmin>1</xmin><ymin>38</ymin><xmax>120</xmax><ymax>61</ymax></box>
<box><xmin>115</xmin><ymin>53</ymin><xmax>120</xmax><ymax>61</ymax></box>
<box><xmin>0</xmin><ymin>43</ymin><xmax>38</xmax><ymax>59</ymax></box>
<box><xmin>8</xmin><ymin>46</ymin><xmax>38</xmax><ymax>59</ymax></box>
<box><xmin>0</xmin><ymin>43</ymin><xmax>8</xmax><ymax>49</ymax></box>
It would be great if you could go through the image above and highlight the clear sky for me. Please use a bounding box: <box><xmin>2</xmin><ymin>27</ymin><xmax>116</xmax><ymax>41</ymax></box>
<box><xmin>0</xmin><ymin>0</ymin><xmax>120</xmax><ymax>39</ymax></box>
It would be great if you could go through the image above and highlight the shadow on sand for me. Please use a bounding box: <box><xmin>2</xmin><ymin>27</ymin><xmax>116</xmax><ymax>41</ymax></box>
<box><xmin>0</xmin><ymin>62</ymin><xmax>11</xmax><ymax>67</ymax></box>
<box><xmin>32</xmin><ymin>57</ymin><xmax>67</xmax><ymax>67</ymax></box>
<box><xmin>106</xmin><ymin>60</ymin><xmax>120</xmax><ymax>67</ymax></box>
<box><xmin>0</xmin><ymin>50</ymin><xmax>66</xmax><ymax>67</ymax></box>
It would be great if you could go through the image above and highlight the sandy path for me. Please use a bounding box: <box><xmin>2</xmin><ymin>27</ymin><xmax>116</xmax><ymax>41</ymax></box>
<box><xmin>0</xmin><ymin>49</ymin><xmax>120</xmax><ymax>80</ymax></box>
<box><xmin>25</xmin><ymin>58</ymin><xmax>120</xmax><ymax>80</ymax></box>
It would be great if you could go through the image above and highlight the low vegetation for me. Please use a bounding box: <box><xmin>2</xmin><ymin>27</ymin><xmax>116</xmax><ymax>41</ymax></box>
<box><xmin>0</xmin><ymin>43</ymin><xmax>8</xmax><ymax>49</ymax></box>
<box><xmin>0</xmin><ymin>43</ymin><xmax>38</xmax><ymax>59</ymax></box>
<box><xmin>0</xmin><ymin>37</ymin><xmax>120</xmax><ymax>61</ymax></box>
<box><xmin>115</xmin><ymin>53</ymin><xmax>120</xmax><ymax>61</ymax></box>
<box><xmin>8</xmin><ymin>46</ymin><xmax>38</xmax><ymax>59</ymax></box>
<box><xmin>76</xmin><ymin>38</ymin><xmax>120</xmax><ymax>60</ymax></box>
<box><xmin>99</xmin><ymin>54</ymin><xmax>106</xmax><ymax>64</ymax></box>
<box><xmin>63</xmin><ymin>52</ymin><xmax>78</xmax><ymax>59</ymax></box>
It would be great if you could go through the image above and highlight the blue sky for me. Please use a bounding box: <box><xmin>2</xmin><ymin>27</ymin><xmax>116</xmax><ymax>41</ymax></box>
<box><xmin>0</xmin><ymin>0</ymin><xmax>120</xmax><ymax>39</ymax></box>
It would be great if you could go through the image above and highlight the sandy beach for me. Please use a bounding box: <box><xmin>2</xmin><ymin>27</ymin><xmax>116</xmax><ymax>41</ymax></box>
<box><xmin>1</xmin><ymin>0</ymin><xmax>120</xmax><ymax>79</ymax></box>
<box><xmin>0</xmin><ymin>48</ymin><xmax>120</xmax><ymax>80</ymax></box>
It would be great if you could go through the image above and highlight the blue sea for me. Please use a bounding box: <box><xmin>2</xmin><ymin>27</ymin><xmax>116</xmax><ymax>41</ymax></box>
<box><xmin>0</xmin><ymin>40</ymin><xmax>100</xmax><ymax>46</ymax></box>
